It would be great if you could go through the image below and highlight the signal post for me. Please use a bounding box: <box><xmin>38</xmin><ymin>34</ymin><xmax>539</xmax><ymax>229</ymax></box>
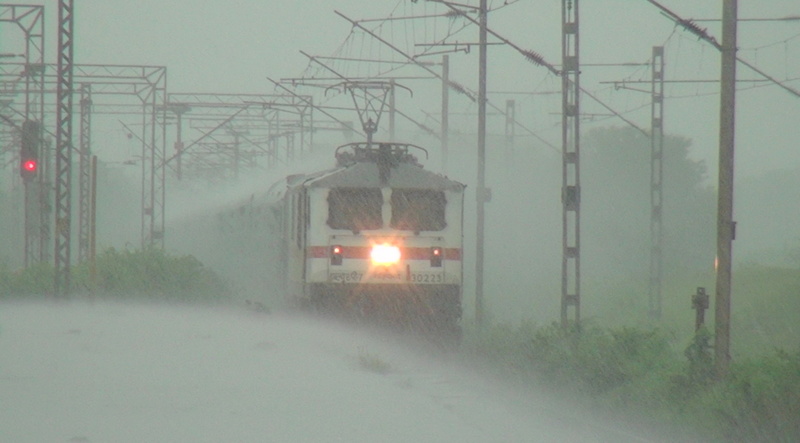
<box><xmin>20</xmin><ymin>120</ymin><xmax>42</xmax><ymax>268</ymax></box>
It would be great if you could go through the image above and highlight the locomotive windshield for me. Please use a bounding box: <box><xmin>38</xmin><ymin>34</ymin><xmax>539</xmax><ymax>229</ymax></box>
<box><xmin>327</xmin><ymin>187</ymin><xmax>383</xmax><ymax>231</ymax></box>
<box><xmin>390</xmin><ymin>189</ymin><xmax>447</xmax><ymax>232</ymax></box>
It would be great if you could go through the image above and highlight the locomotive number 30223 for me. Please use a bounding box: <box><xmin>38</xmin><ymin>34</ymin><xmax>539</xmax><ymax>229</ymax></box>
<box><xmin>410</xmin><ymin>273</ymin><xmax>443</xmax><ymax>283</ymax></box>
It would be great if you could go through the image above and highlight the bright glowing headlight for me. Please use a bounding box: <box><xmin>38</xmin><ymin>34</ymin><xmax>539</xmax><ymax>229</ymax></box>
<box><xmin>370</xmin><ymin>244</ymin><xmax>401</xmax><ymax>265</ymax></box>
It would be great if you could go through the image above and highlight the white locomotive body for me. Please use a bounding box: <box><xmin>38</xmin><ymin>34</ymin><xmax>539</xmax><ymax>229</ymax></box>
<box><xmin>277</xmin><ymin>142</ymin><xmax>465</xmax><ymax>331</ymax></box>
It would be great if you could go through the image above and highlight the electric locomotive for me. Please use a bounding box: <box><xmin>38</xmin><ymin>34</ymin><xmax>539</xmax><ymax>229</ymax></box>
<box><xmin>276</xmin><ymin>141</ymin><xmax>465</xmax><ymax>333</ymax></box>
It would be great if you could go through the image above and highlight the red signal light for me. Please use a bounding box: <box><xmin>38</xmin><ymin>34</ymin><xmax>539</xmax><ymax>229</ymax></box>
<box><xmin>20</xmin><ymin>158</ymin><xmax>38</xmax><ymax>180</ymax></box>
<box><xmin>331</xmin><ymin>245</ymin><xmax>343</xmax><ymax>265</ymax></box>
<box><xmin>430</xmin><ymin>247</ymin><xmax>443</xmax><ymax>267</ymax></box>
<box><xmin>23</xmin><ymin>159</ymin><xmax>38</xmax><ymax>172</ymax></box>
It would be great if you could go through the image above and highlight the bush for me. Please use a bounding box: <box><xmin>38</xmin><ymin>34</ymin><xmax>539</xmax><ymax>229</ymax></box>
<box><xmin>0</xmin><ymin>261</ymin><xmax>55</xmax><ymax>297</ymax></box>
<box><xmin>0</xmin><ymin>247</ymin><xmax>231</xmax><ymax>302</ymax></box>
<box><xmin>464</xmin><ymin>318</ymin><xmax>800</xmax><ymax>442</ymax></box>
<box><xmin>525</xmin><ymin>324</ymin><xmax>676</xmax><ymax>396</ymax></box>
<box><xmin>692</xmin><ymin>349</ymin><xmax>800</xmax><ymax>442</ymax></box>
<box><xmin>465</xmin><ymin>320</ymin><xmax>676</xmax><ymax>394</ymax></box>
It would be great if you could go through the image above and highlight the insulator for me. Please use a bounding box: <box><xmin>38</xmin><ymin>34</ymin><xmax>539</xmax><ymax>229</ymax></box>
<box><xmin>680</xmin><ymin>19</ymin><xmax>707</xmax><ymax>39</ymax></box>
<box><xmin>522</xmin><ymin>49</ymin><xmax>546</xmax><ymax>67</ymax></box>
<box><xmin>447</xmin><ymin>81</ymin><xmax>476</xmax><ymax>102</ymax></box>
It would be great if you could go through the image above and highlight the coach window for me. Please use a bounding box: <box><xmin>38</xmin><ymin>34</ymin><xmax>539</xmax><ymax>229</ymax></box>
<box><xmin>327</xmin><ymin>187</ymin><xmax>383</xmax><ymax>231</ymax></box>
<box><xmin>390</xmin><ymin>189</ymin><xmax>446</xmax><ymax>231</ymax></box>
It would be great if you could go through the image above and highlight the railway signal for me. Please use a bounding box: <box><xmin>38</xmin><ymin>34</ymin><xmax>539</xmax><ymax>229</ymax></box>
<box><xmin>21</xmin><ymin>158</ymin><xmax>39</xmax><ymax>177</ymax></box>
<box><xmin>20</xmin><ymin>120</ymin><xmax>40</xmax><ymax>182</ymax></box>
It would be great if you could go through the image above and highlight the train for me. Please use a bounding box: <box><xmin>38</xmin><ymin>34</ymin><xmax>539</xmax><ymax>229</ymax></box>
<box><xmin>217</xmin><ymin>141</ymin><xmax>465</xmax><ymax>336</ymax></box>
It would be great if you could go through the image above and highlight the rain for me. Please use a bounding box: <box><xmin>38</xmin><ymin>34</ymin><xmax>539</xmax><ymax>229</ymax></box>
<box><xmin>2</xmin><ymin>1</ymin><xmax>799</xmax><ymax>442</ymax></box>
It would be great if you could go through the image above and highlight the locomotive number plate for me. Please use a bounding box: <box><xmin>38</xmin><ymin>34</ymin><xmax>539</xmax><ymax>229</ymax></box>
<box><xmin>329</xmin><ymin>272</ymin><xmax>363</xmax><ymax>283</ymax></box>
<box><xmin>410</xmin><ymin>273</ymin><xmax>443</xmax><ymax>284</ymax></box>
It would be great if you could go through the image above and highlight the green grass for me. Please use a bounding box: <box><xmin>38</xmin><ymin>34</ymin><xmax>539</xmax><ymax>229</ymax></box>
<box><xmin>585</xmin><ymin>265</ymin><xmax>800</xmax><ymax>359</ymax></box>
<box><xmin>464</xmin><ymin>263</ymin><xmax>800</xmax><ymax>442</ymax></box>
<box><xmin>729</xmin><ymin>264</ymin><xmax>800</xmax><ymax>356</ymax></box>
<box><xmin>0</xmin><ymin>247</ymin><xmax>232</xmax><ymax>302</ymax></box>
<box><xmin>3</xmin><ymin>250</ymin><xmax>796</xmax><ymax>440</ymax></box>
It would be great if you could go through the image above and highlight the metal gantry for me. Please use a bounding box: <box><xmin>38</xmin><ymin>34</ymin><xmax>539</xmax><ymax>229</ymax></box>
<box><xmin>1</xmin><ymin>61</ymin><xmax>172</xmax><ymax>268</ymax></box>
<box><xmin>78</xmin><ymin>65</ymin><xmax>168</xmax><ymax>250</ymax></box>
<box><xmin>649</xmin><ymin>46</ymin><xmax>665</xmax><ymax>320</ymax></box>
<box><xmin>164</xmin><ymin>92</ymin><xmax>314</xmax><ymax>181</ymax></box>
<box><xmin>561</xmin><ymin>0</ymin><xmax>580</xmax><ymax>328</ymax></box>
<box><xmin>5</xmin><ymin>64</ymin><xmax>319</xmax><ymax>255</ymax></box>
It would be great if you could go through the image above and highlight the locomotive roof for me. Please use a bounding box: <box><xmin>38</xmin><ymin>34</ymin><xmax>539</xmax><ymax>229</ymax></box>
<box><xmin>280</xmin><ymin>143</ymin><xmax>464</xmax><ymax>192</ymax></box>
<box><xmin>304</xmin><ymin>161</ymin><xmax>464</xmax><ymax>191</ymax></box>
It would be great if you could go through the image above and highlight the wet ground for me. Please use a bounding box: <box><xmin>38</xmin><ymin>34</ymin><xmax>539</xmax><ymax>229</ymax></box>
<box><xmin>0</xmin><ymin>300</ymin><xmax>683</xmax><ymax>442</ymax></box>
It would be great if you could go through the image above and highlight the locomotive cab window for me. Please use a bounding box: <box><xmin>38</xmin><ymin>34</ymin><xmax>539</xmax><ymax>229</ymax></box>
<box><xmin>327</xmin><ymin>187</ymin><xmax>383</xmax><ymax>231</ymax></box>
<box><xmin>390</xmin><ymin>189</ymin><xmax>447</xmax><ymax>232</ymax></box>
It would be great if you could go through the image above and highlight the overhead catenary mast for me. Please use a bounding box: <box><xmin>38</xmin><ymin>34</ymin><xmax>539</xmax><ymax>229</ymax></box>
<box><xmin>54</xmin><ymin>0</ymin><xmax>74</xmax><ymax>297</ymax></box>
<box><xmin>649</xmin><ymin>46</ymin><xmax>665</xmax><ymax>320</ymax></box>
<box><xmin>475</xmin><ymin>0</ymin><xmax>488</xmax><ymax>325</ymax></box>
<box><xmin>561</xmin><ymin>0</ymin><xmax>580</xmax><ymax>328</ymax></box>
<box><xmin>715</xmin><ymin>0</ymin><xmax>738</xmax><ymax>379</ymax></box>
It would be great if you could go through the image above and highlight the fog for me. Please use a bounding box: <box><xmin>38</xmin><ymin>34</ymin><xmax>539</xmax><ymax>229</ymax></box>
<box><xmin>0</xmin><ymin>300</ymin><xmax>689</xmax><ymax>442</ymax></box>
<box><xmin>1</xmin><ymin>2</ymin><xmax>798</xmax><ymax>439</ymax></box>
<box><xmin>4</xmin><ymin>0</ymin><xmax>798</xmax><ymax>320</ymax></box>
<box><xmin>8</xmin><ymin>0</ymin><xmax>800</xmax><ymax>318</ymax></box>
<box><xmin>4</xmin><ymin>1</ymin><xmax>797</xmax><ymax>176</ymax></box>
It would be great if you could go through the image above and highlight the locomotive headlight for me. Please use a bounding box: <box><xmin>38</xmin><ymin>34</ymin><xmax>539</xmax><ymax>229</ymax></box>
<box><xmin>370</xmin><ymin>244</ymin><xmax>401</xmax><ymax>266</ymax></box>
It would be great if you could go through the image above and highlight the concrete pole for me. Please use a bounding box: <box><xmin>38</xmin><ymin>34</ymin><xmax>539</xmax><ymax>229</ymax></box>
<box><xmin>715</xmin><ymin>0</ymin><xmax>738</xmax><ymax>379</ymax></box>
<box><xmin>475</xmin><ymin>0</ymin><xmax>488</xmax><ymax>326</ymax></box>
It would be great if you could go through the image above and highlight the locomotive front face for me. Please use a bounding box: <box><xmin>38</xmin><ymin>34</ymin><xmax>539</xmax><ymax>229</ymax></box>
<box><xmin>278</xmin><ymin>143</ymin><xmax>465</xmax><ymax>330</ymax></box>
<box><xmin>306</xmin><ymin>186</ymin><xmax>463</xmax><ymax>289</ymax></box>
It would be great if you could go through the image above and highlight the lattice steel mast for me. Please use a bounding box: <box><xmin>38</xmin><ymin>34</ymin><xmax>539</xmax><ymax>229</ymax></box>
<box><xmin>649</xmin><ymin>47</ymin><xmax>665</xmax><ymax>320</ymax></box>
<box><xmin>561</xmin><ymin>0</ymin><xmax>580</xmax><ymax>327</ymax></box>
<box><xmin>140</xmin><ymin>68</ymin><xmax>167</xmax><ymax>248</ymax></box>
<box><xmin>78</xmin><ymin>83</ymin><xmax>92</xmax><ymax>263</ymax></box>
<box><xmin>54</xmin><ymin>0</ymin><xmax>74</xmax><ymax>297</ymax></box>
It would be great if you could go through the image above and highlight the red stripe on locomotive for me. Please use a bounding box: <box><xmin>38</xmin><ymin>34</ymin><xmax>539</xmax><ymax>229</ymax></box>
<box><xmin>307</xmin><ymin>246</ymin><xmax>461</xmax><ymax>260</ymax></box>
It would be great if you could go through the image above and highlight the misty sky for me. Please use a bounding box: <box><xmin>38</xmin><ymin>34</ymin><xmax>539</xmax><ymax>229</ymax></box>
<box><xmin>4</xmin><ymin>0</ymin><xmax>799</xmax><ymax>179</ymax></box>
<box><xmin>2</xmin><ymin>0</ymin><xmax>798</xmax><ymax>339</ymax></box>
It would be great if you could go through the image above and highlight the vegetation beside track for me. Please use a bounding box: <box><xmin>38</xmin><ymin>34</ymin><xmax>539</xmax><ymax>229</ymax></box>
<box><xmin>2</xmin><ymin>248</ymin><xmax>797</xmax><ymax>441</ymax></box>
<box><xmin>0</xmin><ymin>247</ymin><xmax>231</xmax><ymax>302</ymax></box>
<box><xmin>463</xmin><ymin>264</ymin><xmax>800</xmax><ymax>442</ymax></box>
